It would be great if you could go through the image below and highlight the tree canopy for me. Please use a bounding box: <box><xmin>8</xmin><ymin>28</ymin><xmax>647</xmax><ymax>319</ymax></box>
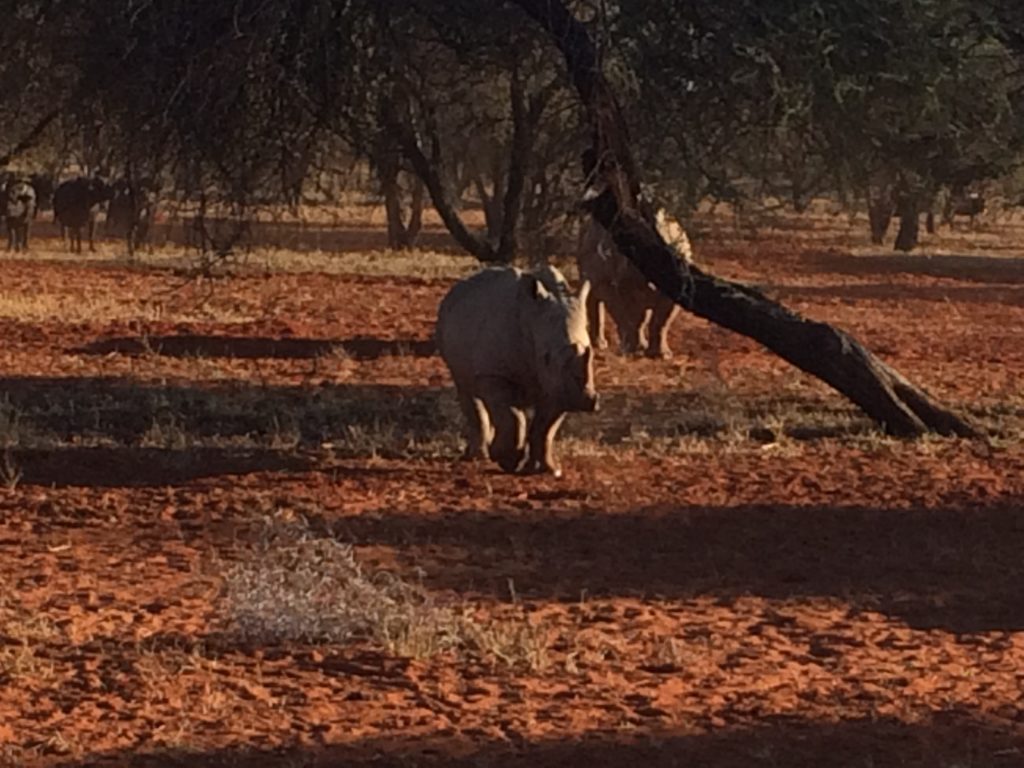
<box><xmin>2</xmin><ymin>0</ymin><xmax>1023</xmax><ymax>252</ymax></box>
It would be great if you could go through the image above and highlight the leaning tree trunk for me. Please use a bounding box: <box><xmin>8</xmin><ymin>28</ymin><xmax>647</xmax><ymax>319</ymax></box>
<box><xmin>509</xmin><ymin>0</ymin><xmax>976</xmax><ymax>438</ymax></box>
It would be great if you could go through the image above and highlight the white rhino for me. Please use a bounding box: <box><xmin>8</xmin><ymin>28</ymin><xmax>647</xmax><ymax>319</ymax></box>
<box><xmin>436</xmin><ymin>265</ymin><xmax>598</xmax><ymax>477</ymax></box>
<box><xmin>577</xmin><ymin>208</ymin><xmax>693</xmax><ymax>358</ymax></box>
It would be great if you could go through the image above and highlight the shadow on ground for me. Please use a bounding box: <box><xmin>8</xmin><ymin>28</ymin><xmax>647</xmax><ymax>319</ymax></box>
<box><xmin>25</xmin><ymin>218</ymin><xmax>463</xmax><ymax>254</ymax></box>
<box><xmin>75</xmin><ymin>335</ymin><xmax>437</xmax><ymax>360</ymax></box>
<box><xmin>0</xmin><ymin>376</ymin><xmax>458</xmax><ymax>468</ymax></box>
<box><xmin>811</xmin><ymin>251</ymin><xmax>1024</xmax><ymax>284</ymax></box>
<box><xmin>8</xmin><ymin>446</ymin><xmax>312</xmax><ymax>487</ymax></box>
<box><xmin>326</xmin><ymin>499</ymin><xmax>1024</xmax><ymax>634</ymax></box>
<box><xmin>63</xmin><ymin>717</ymin><xmax>1023</xmax><ymax>767</ymax></box>
<box><xmin>770</xmin><ymin>281</ymin><xmax>1024</xmax><ymax>307</ymax></box>
<box><xmin>0</xmin><ymin>375</ymin><xmax>873</xmax><ymax>475</ymax></box>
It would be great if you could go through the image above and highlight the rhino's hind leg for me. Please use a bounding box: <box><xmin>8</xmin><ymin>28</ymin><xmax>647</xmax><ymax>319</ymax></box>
<box><xmin>457</xmin><ymin>392</ymin><xmax>491</xmax><ymax>461</ymax></box>
<box><xmin>526</xmin><ymin>406</ymin><xmax>567</xmax><ymax>478</ymax></box>
<box><xmin>606</xmin><ymin>293</ymin><xmax>647</xmax><ymax>356</ymax></box>
<box><xmin>646</xmin><ymin>298</ymin><xmax>678</xmax><ymax>359</ymax></box>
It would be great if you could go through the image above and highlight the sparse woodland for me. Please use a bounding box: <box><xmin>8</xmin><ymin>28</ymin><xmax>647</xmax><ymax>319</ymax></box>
<box><xmin>1</xmin><ymin>2</ymin><xmax>1024</xmax><ymax>765</ymax></box>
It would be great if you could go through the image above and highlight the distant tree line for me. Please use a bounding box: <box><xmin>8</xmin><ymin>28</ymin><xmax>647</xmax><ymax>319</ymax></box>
<box><xmin>2</xmin><ymin>0</ymin><xmax>1024</xmax><ymax>255</ymax></box>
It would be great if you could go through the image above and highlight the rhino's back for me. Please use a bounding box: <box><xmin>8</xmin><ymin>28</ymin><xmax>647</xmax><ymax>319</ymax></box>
<box><xmin>437</xmin><ymin>267</ymin><xmax>524</xmax><ymax>384</ymax></box>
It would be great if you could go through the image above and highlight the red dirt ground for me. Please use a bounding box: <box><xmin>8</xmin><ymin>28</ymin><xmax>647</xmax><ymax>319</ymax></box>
<box><xmin>1</xmin><ymin>229</ymin><xmax>1023</xmax><ymax>767</ymax></box>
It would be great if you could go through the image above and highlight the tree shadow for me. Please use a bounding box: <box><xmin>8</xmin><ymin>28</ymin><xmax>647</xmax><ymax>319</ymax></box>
<box><xmin>75</xmin><ymin>334</ymin><xmax>436</xmax><ymax>360</ymax></box>
<box><xmin>0</xmin><ymin>376</ymin><xmax>455</xmax><ymax>455</ymax></box>
<box><xmin>770</xmin><ymin>281</ymin><xmax>1024</xmax><ymax>307</ymax></box>
<box><xmin>0</xmin><ymin>375</ymin><xmax>875</xmax><ymax>469</ymax></box>
<box><xmin>324</xmin><ymin>500</ymin><xmax>1024</xmax><ymax>634</ymax></box>
<box><xmin>8</xmin><ymin>446</ymin><xmax>312</xmax><ymax>488</ymax></box>
<box><xmin>62</xmin><ymin>716</ymin><xmax>1023</xmax><ymax>767</ymax></box>
<box><xmin>26</xmin><ymin>218</ymin><xmax>464</xmax><ymax>254</ymax></box>
<box><xmin>811</xmin><ymin>251</ymin><xmax>1024</xmax><ymax>284</ymax></box>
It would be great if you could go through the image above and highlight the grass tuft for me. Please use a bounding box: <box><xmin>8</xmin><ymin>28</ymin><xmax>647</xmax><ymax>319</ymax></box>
<box><xmin>220</xmin><ymin>512</ymin><xmax>554</xmax><ymax>670</ymax></box>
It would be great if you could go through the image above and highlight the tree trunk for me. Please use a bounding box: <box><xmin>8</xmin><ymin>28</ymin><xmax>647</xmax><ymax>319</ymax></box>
<box><xmin>473</xmin><ymin>175</ymin><xmax>503</xmax><ymax>243</ymax></box>
<box><xmin>394</xmin><ymin>57</ymin><xmax>539</xmax><ymax>265</ymax></box>
<box><xmin>867</xmin><ymin>186</ymin><xmax>893</xmax><ymax>245</ymax></box>
<box><xmin>380</xmin><ymin>154</ymin><xmax>409</xmax><ymax>250</ymax></box>
<box><xmin>493</xmin><ymin>56</ymin><xmax>533</xmax><ymax>263</ymax></box>
<box><xmin>894</xmin><ymin>194</ymin><xmax>920</xmax><ymax>252</ymax></box>
<box><xmin>397</xmin><ymin>124</ymin><xmax>499</xmax><ymax>262</ymax></box>
<box><xmin>406</xmin><ymin>175</ymin><xmax>424</xmax><ymax>246</ymax></box>
<box><xmin>509</xmin><ymin>0</ymin><xmax>976</xmax><ymax>439</ymax></box>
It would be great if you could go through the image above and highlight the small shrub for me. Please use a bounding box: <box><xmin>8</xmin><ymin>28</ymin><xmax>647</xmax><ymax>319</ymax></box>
<box><xmin>220</xmin><ymin>512</ymin><xmax>553</xmax><ymax>669</ymax></box>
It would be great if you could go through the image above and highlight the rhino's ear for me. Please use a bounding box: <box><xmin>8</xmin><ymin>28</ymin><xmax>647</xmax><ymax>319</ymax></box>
<box><xmin>521</xmin><ymin>274</ymin><xmax>550</xmax><ymax>301</ymax></box>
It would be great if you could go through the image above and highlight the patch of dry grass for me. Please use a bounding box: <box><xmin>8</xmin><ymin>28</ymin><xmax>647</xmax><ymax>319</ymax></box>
<box><xmin>0</xmin><ymin>585</ymin><xmax>62</xmax><ymax>684</ymax></box>
<box><xmin>220</xmin><ymin>511</ymin><xmax>555</xmax><ymax>670</ymax></box>
<box><xmin>250</xmin><ymin>247</ymin><xmax>476</xmax><ymax>280</ymax></box>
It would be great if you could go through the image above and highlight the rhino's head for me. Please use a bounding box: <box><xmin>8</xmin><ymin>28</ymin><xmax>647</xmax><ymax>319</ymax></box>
<box><xmin>521</xmin><ymin>268</ymin><xmax>599</xmax><ymax>413</ymax></box>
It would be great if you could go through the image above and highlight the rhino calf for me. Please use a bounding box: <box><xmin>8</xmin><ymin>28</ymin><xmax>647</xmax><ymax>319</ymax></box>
<box><xmin>436</xmin><ymin>265</ymin><xmax>598</xmax><ymax>477</ymax></box>
<box><xmin>577</xmin><ymin>208</ymin><xmax>693</xmax><ymax>359</ymax></box>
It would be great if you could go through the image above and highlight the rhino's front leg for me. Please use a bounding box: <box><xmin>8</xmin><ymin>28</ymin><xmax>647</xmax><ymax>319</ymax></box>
<box><xmin>478</xmin><ymin>378</ymin><xmax>527</xmax><ymax>473</ymax></box>
<box><xmin>457</xmin><ymin>392</ymin><xmax>491</xmax><ymax>460</ymax></box>
<box><xmin>526</xmin><ymin>404</ymin><xmax>567</xmax><ymax>478</ymax></box>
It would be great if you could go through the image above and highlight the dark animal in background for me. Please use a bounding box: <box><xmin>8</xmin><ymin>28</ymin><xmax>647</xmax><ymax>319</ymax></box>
<box><xmin>4</xmin><ymin>178</ymin><xmax>38</xmax><ymax>252</ymax></box>
<box><xmin>29</xmin><ymin>173</ymin><xmax>55</xmax><ymax>212</ymax></box>
<box><xmin>106</xmin><ymin>179</ymin><xmax>156</xmax><ymax>258</ymax></box>
<box><xmin>53</xmin><ymin>176</ymin><xmax>111</xmax><ymax>253</ymax></box>
<box><xmin>943</xmin><ymin>192</ymin><xmax>985</xmax><ymax>228</ymax></box>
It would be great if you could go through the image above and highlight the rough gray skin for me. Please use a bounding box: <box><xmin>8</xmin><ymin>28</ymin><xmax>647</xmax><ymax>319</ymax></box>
<box><xmin>53</xmin><ymin>177</ymin><xmax>111</xmax><ymax>254</ymax></box>
<box><xmin>577</xmin><ymin>209</ymin><xmax>693</xmax><ymax>359</ymax></box>
<box><xmin>4</xmin><ymin>179</ymin><xmax>37</xmax><ymax>252</ymax></box>
<box><xmin>436</xmin><ymin>265</ymin><xmax>598</xmax><ymax>477</ymax></box>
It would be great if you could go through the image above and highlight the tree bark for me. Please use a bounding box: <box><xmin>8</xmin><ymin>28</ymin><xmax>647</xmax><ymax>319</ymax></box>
<box><xmin>379</xmin><ymin>152</ymin><xmax>409</xmax><ymax>250</ymax></box>
<box><xmin>493</xmin><ymin>56</ymin><xmax>532</xmax><ymax>263</ymax></box>
<box><xmin>380</xmin><ymin>157</ymin><xmax>424</xmax><ymax>251</ymax></box>
<box><xmin>894</xmin><ymin>194</ymin><xmax>920</xmax><ymax>252</ymax></box>
<box><xmin>509</xmin><ymin>0</ymin><xmax>976</xmax><ymax>438</ymax></box>
<box><xmin>867</xmin><ymin>188</ymin><xmax>894</xmax><ymax>245</ymax></box>
<box><xmin>406</xmin><ymin>174</ymin><xmax>424</xmax><ymax>246</ymax></box>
